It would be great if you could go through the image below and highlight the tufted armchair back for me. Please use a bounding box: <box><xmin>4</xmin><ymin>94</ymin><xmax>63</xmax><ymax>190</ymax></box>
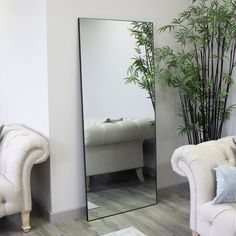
<box><xmin>0</xmin><ymin>124</ymin><xmax>50</xmax><ymax>211</ymax></box>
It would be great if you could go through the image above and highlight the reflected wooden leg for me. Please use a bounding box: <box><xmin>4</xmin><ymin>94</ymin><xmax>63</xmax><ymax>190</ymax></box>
<box><xmin>86</xmin><ymin>176</ymin><xmax>90</xmax><ymax>191</ymax></box>
<box><xmin>136</xmin><ymin>168</ymin><xmax>145</xmax><ymax>182</ymax></box>
<box><xmin>21</xmin><ymin>211</ymin><xmax>31</xmax><ymax>233</ymax></box>
<box><xmin>192</xmin><ymin>230</ymin><xmax>199</xmax><ymax>236</ymax></box>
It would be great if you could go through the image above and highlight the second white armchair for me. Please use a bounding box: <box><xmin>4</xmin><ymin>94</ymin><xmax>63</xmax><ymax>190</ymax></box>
<box><xmin>171</xmin><ymin>136</ymin><xmax>236</xmax><ymax>236</ymax></box>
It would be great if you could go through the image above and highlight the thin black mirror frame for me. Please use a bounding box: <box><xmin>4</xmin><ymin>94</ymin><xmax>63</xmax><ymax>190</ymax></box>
<box><xmin>78</xmin><ymin>17</ymin><xmax>157</xmax><ymax>222</ymax></box>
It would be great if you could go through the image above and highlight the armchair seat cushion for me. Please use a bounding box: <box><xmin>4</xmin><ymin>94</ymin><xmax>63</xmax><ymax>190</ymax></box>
<box><xmin>198</xmin><ymin>201</ymin><xmax>236</xmax><ymax>223</ymax></box>
<box><xmin>0</xmin><ymin>175</ymin><xmax>21</xmax><ymax>218</ymax></box>
<box><xmin>197</xmin><ymin>201</ymin><xmax>236</xmax><ymax>236</ymax></box>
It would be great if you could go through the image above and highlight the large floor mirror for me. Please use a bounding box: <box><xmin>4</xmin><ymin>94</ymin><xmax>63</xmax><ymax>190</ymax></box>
<box><xmin>78</xmin><ymin>18</ymin><xmax>157</xmax><ymax>221</ymax></box>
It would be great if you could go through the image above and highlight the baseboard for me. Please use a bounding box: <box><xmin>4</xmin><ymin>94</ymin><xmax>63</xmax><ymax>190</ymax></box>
<box><xmin>32</xmin><ymin>182</ymin><xmax>188</xmax><ymax>223</ymax></box>
<box><xmin>49</xmin><ymin>207</ymin><xmax>87</xmax><ymax>224</ymax></box>
<box><xmin>32</xmin><ymin>197</ymin><xmax>86</xmax><ymax>224</ymax></box>
<box><xmin>157</xmin><ymin>182</ymin><xmax>189</xmax><ymax>198</ymax></box>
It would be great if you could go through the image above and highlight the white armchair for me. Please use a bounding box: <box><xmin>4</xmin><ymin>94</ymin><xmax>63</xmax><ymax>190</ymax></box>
<box><xmin>171</xmin><ymin>136</ymin><xmax>236</xmax><ymax>236</ymax></box>
<box><xmin>0</xmin><ymin>124</ymin><xmax>50</xmax><ymax>232</ymax></box>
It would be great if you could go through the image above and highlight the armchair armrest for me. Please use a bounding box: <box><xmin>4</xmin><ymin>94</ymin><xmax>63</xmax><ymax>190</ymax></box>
<box><xmin>171</xmin><ymin>137</ymin><xmax>236</xmax><ymax>231</ymax></box>
<box><xmin>0</xmin><ymin>124</ymin><xmax>50</xmax><ymax>212</ymax></box>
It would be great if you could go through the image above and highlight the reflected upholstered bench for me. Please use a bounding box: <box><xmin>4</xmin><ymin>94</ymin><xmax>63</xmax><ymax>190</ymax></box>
<box><xmin>84</xmin><ymin>117</ymin><xmax>155</xmax><ymax>189</ymax></box>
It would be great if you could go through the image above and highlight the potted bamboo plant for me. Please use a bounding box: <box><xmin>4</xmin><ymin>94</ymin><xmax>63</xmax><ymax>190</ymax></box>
<box><xmin>156</xmin><ymin>0</ymin><xmax>236</xmax><ymax>144</ymax></box>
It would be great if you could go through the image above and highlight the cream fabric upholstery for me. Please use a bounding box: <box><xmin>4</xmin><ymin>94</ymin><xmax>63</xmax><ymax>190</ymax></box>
<box><xmin>197</xmin><ymin>201</ymin><xmax>236</xmax><ymax>236</ymax></box>
<box><xmin>0</xmin><ymin>124</ymin><xmax>50</xmax><ymax>217</ymax></box>
<box><xmin>171</xmin><ymin>136</ymin><xmax>236</xmax><ymax>236</ymax></box>
<box><xmin>0</xmin><ymin>175</ymin><xmax>21</xmax><ymax>218</ymax></box>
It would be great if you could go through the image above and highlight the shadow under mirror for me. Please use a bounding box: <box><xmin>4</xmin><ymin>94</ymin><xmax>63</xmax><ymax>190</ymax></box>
<box><xmin>78</xmin><ymin>18</ymin><xmax>157</xmax><ymax>221</ymax></box>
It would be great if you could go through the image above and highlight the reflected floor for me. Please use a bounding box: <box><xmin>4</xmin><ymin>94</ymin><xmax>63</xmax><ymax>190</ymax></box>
<box><xmin>87</xmin><ymin>171</ymin><xmax>156</xmax><ymax>220</ymax></box>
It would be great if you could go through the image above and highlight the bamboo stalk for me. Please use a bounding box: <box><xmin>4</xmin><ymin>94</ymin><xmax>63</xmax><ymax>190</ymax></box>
<box><xmin>179</xmin><ymin>92</ymin><xmax>192</xmax><ymax>143</ymax></box>
<box><xmin>218</xmin><ymin>42</ymin><xmax>236</xmax><ymax>137</ymax></box>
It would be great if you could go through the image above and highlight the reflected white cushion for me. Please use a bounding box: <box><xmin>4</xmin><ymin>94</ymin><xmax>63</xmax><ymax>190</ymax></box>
<box><xmin>84</xmin><ymin>117</ymin><xmax>154</xmax><ymax>146</ymax></box>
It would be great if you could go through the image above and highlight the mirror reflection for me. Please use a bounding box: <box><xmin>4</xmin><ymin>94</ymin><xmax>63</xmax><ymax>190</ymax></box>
<box><xmin>79</xmin><ymin>18</ymin><xmax>157</xmax><ymax>221</ymax></box>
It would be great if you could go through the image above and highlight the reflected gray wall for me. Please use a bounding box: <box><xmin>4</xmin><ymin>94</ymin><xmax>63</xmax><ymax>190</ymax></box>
<box><xmin>80</xmin><ymin>19</ymin><xmax>154</xmax><ymax>119</ymax></box>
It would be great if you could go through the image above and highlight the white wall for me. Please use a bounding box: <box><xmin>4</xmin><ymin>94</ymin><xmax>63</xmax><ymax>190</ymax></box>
<box><xmin>80</xmin><ymin>19</ymin><xmax>154</xmax><ymax>119</ymax></box>
<box><xmin>0</xmin><ymin>0</ymin><xmax>51</xmax><ymax>210</ymax></box>
<box><xmin>47</xmin><ymin>0</ymin><xmax>190</xmax><ymax>214</ymax></box>
<box><xmin>0</xmin><ymin>0</ymin><xmax>49</xmax><ymax>136</ymax></box>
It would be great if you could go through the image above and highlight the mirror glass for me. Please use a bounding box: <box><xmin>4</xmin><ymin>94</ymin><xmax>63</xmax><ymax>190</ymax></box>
<box><xmin>79</xmin><ymin>18</ymin><xmax>157</xmax><ymax>221</ymax></box>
